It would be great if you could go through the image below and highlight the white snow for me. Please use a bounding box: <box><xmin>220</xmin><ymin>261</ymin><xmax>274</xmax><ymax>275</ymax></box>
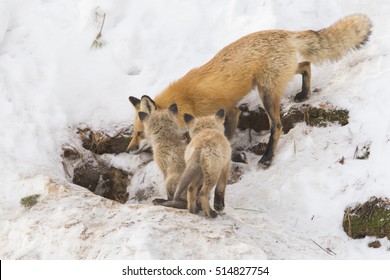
<box><xmin>1</xmin><ymin>0</ymin><xmax>390</xmax><ymax>259</ymax></box>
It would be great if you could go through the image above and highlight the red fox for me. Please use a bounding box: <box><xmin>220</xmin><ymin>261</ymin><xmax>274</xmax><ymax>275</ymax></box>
<box><xmin>127</xmin><ymin>14</ymin><xmax>372</xmax><ymax>168</ymax></box>
<box><xmin>164</xmin><ymin>109</ymin><xmax>231</xmax><ymax>218</ymax></box>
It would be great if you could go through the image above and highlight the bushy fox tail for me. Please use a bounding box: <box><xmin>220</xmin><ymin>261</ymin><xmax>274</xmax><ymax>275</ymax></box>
<box><xmin>292</xmin><ymin>14</ymin><xmax>372</xmax><ymax>63</ymax></box>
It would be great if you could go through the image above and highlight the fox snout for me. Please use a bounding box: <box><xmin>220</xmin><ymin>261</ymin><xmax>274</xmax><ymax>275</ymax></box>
<box><xmin>126</xmin><ymin>137</ymin><xmax>139</xmax><ymax>153</ymax></box>
<box><xmin>126</xmin><ymin>145</ymin><xmax>138</xmax><ymax>154</ymax></box>
<box><xmin>126</xmin><ymin>137</ymin><xmax>151</xmax><ymax>155</ymax></box>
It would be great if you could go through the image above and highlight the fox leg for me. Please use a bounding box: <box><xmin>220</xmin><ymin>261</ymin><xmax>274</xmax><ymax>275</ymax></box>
<box><xmin>294</xmin><ymin>61</ymin><xmax>311</xmax><ymax>102</ymax></box>
<box><xmin>214</xmin><ymin>161</ymin><xmax>230</xmax><ymax>212</ymax></box>
<box><xmin>224</xmin><ymin>106</ymin><xmax>239</xmax><ymax>140</ymax></box>
<box><xmin>258</xmin><ymin>89</ymin><xmax>283</xmax><ymax>168</ymax></box>
<box><xmin>187</xmin><ymin>177</ymin><xmax>202</xmax><ymax>214</ymax></box>
<box><xmin>162</xmin><ymin>161</ymin><xmax>200</xmax><ymax>210</ymax></box>
<box><xmin>198</xmin><ymin>171</ymin><xmax>219</xmax><ymax>218</ymax></box>
<box><xmin>198</xmin><ymin>183</ymin><xmax>217</xmax><ymax>218</ymax></box>
<box><xmin>225</xmin><ymin>107</ymin><xmax>248</xmax><ymax>164</ymax></box>
<box><xmin>152</xmin><ymin>175</ymin><xmax>176</xmax><ymax>205</ymax></box>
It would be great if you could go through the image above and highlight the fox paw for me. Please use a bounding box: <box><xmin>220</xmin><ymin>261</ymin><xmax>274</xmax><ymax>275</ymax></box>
<box><xmin>208</xmin><ymin>210</ymin><xmax>218</xmax><ymax>219</ymax></box>
<box><xmin>214</xmin><ymin>200</ymin><xmax>225</xmax><ymax>212</ymax></box>
<box><xmin>294</xmin><ymin>91</ymin><xmax>310</xmax><ymax>103</ymax></box>
<box><xmin>231</xmin><ymin>151</ymin><xmax>248</xmax><ymax>164</ymax></box>
<box><xmin>152</xmin><ymin>198</ymin><xmax>168</xmax><ymax>205</ymax></box>
<box><xmin>258</xmin><ymin>157</ymin><xmax>271</xmax><ymax>169</ymax></box>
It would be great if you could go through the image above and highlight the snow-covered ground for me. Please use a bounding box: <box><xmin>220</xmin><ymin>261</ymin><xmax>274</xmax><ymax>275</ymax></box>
<box><xmin>1</xmin><ymin>0</ymin><xmax>390</xmax><ymax>259</ymax></box>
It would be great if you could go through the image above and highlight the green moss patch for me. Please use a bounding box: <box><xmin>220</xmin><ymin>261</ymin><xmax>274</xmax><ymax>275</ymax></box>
<box><xmin>238</xmin><ymin>103</ymin><xmax>349</xmax><ymax>134</ymax></box>
<box><xmin>343</xmin><ymin>197</ymin><xmax>390</xmax><ymax>239</ymax></box>
<box><xmin>305</xmin><ymin>106</ymin><xmax>349</xmax><ymax>127</ymax></box>
<box><xmin>20</xmin><ymin>194</ymin><xmax>40</xmax><ymax>209</ymax></box>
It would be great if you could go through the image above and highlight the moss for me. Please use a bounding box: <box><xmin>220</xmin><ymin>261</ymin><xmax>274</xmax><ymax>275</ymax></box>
<box><xmin>237</xmin><ymin>104</ymin><xmax>349</xmax><ymax>135</ymax></box>
<box><xmin>20</xmin><ymin>194</ymin><xmax>40</xmax><ymax>209</ymax></box>
<box><xmin>305</xmin><ymin>107</ymin><xmax>349</xmax><ymax>127</ymax></box>
<box><xmin>342</xmin><ymin>197</ymin><xmax>390</xmax><ymax>239</ymax></box>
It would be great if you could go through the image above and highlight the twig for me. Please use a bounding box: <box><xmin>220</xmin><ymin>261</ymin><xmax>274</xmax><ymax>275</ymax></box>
<box><xmin>310</xmin><ymin>239</ymin><xmax>336</xmax><ymax>256</ymax></box>
<box><xmin>62</xmin><ymin>161</ymin><xmax>71</xmax><ymax>178</ymax></box>
<box><xmin>98</xmin><ymin>13</ymin><xmax>106</xmax><ymax>38</ymax></box>
<box><xmin>140</xmin><ymin>173</ymin><xmax>146</xmax><ymax>184</ymax></box>
<box><xmin>91</xmin><ymin>13</ymin><xmax>107</xmax><ymax>49</ymax></box>
<box><xmin>232</xmin><ymin>207</ymin><xmax>264</xmax><ymax>213</ymax></box>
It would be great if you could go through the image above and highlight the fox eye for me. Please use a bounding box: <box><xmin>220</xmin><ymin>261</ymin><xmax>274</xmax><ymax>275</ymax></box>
<box><xmin>137</xmin><ymin>131</ymin><xmax>144</xmax><ymax>137</ymax></box>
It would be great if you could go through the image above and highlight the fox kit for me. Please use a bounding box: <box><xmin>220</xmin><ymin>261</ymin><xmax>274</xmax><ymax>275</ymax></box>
<box><xmin>137</xmin><ymin>100</ymin><xmax>188</xmax><ymax>206</ymax></box>
<box><xmin>127</xmin><ymin>14</ymin><xmax>372</xmax><ymax>168</ymax></box>
<box><xmin>166</xmin><ymin>109</ymin><xmax>232</xmax><ymax>218</ymax></box>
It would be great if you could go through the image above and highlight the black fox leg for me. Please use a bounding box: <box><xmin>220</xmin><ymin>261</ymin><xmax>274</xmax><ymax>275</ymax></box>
<box><xmin>225</xmin><ymin>106</ymin><xmax>248</xmax><ymax>163</ymax></box>
<box><xmin>258</xmin><ymin>89</ymin><xmax>282</xmax><ymax>168</ymax></box>
<box><xmin>294</xmin><ymin>61</ymin><xmax>311</xmax><ymax>102</ymax></box>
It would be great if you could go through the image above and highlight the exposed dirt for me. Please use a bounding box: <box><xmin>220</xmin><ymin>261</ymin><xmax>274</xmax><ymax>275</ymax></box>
<box><xmin>77</xmin><ymin>126</ymin><xmax>132</xmax><ymax>155</ymax></box>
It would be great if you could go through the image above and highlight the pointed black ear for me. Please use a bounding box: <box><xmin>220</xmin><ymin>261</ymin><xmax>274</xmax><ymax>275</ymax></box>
<box><xmin>168</xmin><ymin>103</ymin><xmax>178</xmax><ymax>115</ymax></box>
<box><xmin>138</xmin><ymin>111</ymin><xmax>149</xmax><ymax>122</ymax></box>
<box><xmin>184</xmin><ymin>113</ymin><xmax>194</xmax><ymax>124</ymax></box>
<box><xmin>140</xmin><ymin>95</ymin><xmax>157</xmax><ymax>113</ymax></box>
<box><xmin>216</xmin><ymin>108</ymin><xmax>225</xmax><ymax>119</ymax></box>
<box><xmin>129</xmin><ymin>96</ymin><xmax>141</xmax><ymax>109</ymax></box>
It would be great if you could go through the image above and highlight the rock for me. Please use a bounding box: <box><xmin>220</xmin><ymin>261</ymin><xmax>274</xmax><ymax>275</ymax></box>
<box><xmin>354</xmin><ymin>143</ymin><xmax>371</xmax><ymax>160</ymax></box>
<box><xmin>342</xmin><ymin>197</ymin><xmax>390</xmax><ymax>239</ymax></box>
<box><xmin>368</xmin><ymin>240</ymin><xmax>381</xmax><ymax>248</ymax></box>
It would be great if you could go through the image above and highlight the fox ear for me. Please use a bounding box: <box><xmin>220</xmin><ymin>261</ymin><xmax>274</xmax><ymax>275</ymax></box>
<box><xmin>168</xmin><ymin>103</ymin><xmax>178</xmax><ymax>115</ymax></box>
<box><xmin>140</xmin><ymin>95</ymin><xmax>157</xmax><ymax>114</ymax></box>
<box><xmin>129</xmin><ymin>96</ymin><xmax>141</xmax><ymax>110</ymax></box>
<box><xmin>138</xmin><ymin>111</ymin><xmax>149</xmax><ymax>122</ymax></box>
<box><xmin>215</xmin><ymin>109</ymin><xmax>225</xmax><ymax>120</ymax></box>
<box><xmin>184</xmin><ymin>113</ymin><xmax>194</xmax><ymax>124</ymax></box>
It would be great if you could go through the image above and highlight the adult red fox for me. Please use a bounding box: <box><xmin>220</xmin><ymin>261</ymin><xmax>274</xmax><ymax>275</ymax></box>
<box><xmin>127</xmin><ymin>14</ymin><xmax>372</xmax><ymax>168</ymax></box>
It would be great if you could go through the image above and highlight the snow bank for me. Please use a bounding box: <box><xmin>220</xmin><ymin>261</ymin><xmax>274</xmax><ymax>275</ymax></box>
<box><xmin>1</xmin><ymin>0</ymin><xmax>390</xmax><ymax>259</ymax></box>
